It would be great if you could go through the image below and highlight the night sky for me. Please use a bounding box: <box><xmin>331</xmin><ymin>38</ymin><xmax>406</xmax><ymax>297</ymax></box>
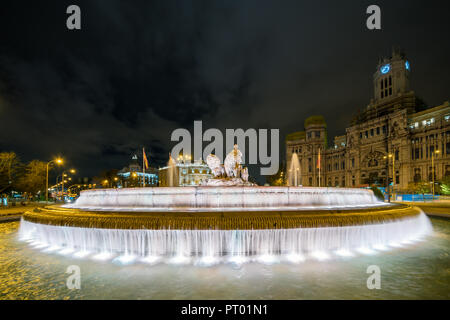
<box><xmin>0</xmin><ymin>1</ymin><xmax>448</xmax><ymax>182</ymax></box>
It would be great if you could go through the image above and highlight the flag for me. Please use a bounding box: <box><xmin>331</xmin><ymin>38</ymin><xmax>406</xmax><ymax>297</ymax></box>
<box><xmin>316</xmin><ymin>148</ymin><xmax>321</xmax><ymax>169</ymax></box>
<box><xmin>143</xmin><ymin>148</ymin><xmax>149</xmax><ymax>170</ymax></box>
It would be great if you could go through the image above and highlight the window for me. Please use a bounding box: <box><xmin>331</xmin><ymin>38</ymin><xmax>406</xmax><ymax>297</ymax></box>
<box><xmin>382</xmin><ymin>125</ymin><xmax>387</xmax><ymax>134</ymax></box>
<box><xmin>351</xmin><ymin>158</ymin><xmax>355</xmax><ymax>168</ymax></box>
<box><xmin>414</xmin><ymin>168</ymin><xmax>421</xmax><ymax>183</ymax></box>
<box><xmin>376</xmin><ymin>127</ymin><xmax>380</xmax><ymax>135</ymax></box>
<box><xmin>370</xmin><ymin>129</ymin><xmax>374</xmax><ymax>136</ymax></box>
<box><xmin>315</xmin><ymin>131</ymin><xmax>321</xmax><ymax>138</ymax></box>
<box><xmin>307</xmin><ymin>132</ymin><xmax>312</xmax><ymax>139</ymax></box>
<box><xmin>414</xmin><ymin>148</ymin><xmax>420</xmax><ymax>159</ymax></box>
<box><xmin>360</xmin><ymin>132</ymin><xmax>362</xmax><ymax>139</ymax></box>
<box><xmin>365</xmin><ymin>131</ymin><xmax>368</xmax><ymax>138</ymax></box>
<box><xmin>395</xmin><ymin>150</ymin><xmax>399</xmax><ymax>161</ymax></box>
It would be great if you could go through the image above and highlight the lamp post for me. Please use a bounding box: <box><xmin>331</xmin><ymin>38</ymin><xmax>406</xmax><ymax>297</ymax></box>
<box><xmin>383</xmin><ymin>153</ymin><xmax>395</xmax><ymax>201</ymax></box>
<box><xmin>60</xmin><ymin>169</ymin><xmax>76</xmax><ymax>203</ymax></box>
<box><xmin>431</xmin><ymin>149</ymin><xmax>440</xmax><ymax>200</ymax></box>
<box><xmin>46</xmin><ymin>158</ymin><xmax>63</xmax><ymax>204</ymax></box>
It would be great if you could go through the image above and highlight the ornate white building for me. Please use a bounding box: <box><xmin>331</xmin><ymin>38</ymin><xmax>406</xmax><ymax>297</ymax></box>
<box><xmin>286</xmin><ymin>49</ymin><xmax>450</xmax><ymax>192</ymax></box>
<box><xmin>159</xmin><ymin>157</ymin><xmax>213</xmax><ymax>187</ymax></box>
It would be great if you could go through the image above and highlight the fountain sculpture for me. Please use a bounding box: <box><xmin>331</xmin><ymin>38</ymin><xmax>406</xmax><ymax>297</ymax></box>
<box><xmin>19</xmin><ymin>145</ymin><xmax>432</xmax><ymax>265</ymax></box>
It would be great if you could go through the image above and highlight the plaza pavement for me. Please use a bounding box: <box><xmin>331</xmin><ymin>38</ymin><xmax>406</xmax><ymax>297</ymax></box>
<box><xmin>398</xmin><ymin>200</ymin><xmax>450</xmax><ymax>219</ymax></box>
<box><xmin>0</xmin><ymin>204</ymin><xmax>46</xmax><ymax>222</ymax></box>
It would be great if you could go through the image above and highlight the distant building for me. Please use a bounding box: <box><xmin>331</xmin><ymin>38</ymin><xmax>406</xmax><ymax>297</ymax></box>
<box><xmin>159</xmin><ymin>157</ymin><xmax>213</xmax><ymax>187</ymax></box>
<box><xmin>286</xmin><ymin>48</ymin><xmax>449</xmax><ymax>192</ymax></box>
<box><xmin>118</xmin><ymin>154</ymin><xmax>158</xmax><ymax>187</ymax></box>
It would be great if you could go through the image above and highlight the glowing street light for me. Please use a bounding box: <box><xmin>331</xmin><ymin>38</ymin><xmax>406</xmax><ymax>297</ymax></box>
<box><xmin>60</xmin><ymin>168</ymin><xmax>76</xmax><ymax>203</ymax></box>
<box><xmin>432</xmin><ymin>149</ymin><xmax>440</xmax><ymax>200</ymax></box>
<box><xmin>383</xmin><ymin>152</ymin><xmax>396</xmax><ymax>201</ymax></box>
<box><xmin>46</xmin><ymin>158</ymin><xmax>63</xmax><ymax>203</ymax></box>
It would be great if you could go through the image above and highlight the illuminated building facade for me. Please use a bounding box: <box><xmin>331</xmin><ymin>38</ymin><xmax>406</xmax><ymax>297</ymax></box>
<box><xmin>117</xmin><ymin>154</ymin><xmax>158</xmax><ymax>187</ymax></box>
<box><xmin>159</xmin><ymin>157</ymin><xmax>213</xmax><ymax>187</ymax></box>
<box><xmin>286</xmin><ymin>49</ymin><xmax>450</xmax><ymax>192</ymax></box>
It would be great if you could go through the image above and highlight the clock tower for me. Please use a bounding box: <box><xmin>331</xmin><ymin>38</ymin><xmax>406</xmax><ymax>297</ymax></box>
<box><xmin>373</xmin><ymin>47</ymin><xmax>411</xmax><ymax>103</ymax></box>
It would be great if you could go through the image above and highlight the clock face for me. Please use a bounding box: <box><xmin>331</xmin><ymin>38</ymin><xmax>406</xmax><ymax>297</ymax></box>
<box><xmin>405</xmin><ymin>61</ymin><xmax>410</xmax><ymax>70</ymax></box>
<box><xmin>380</xmin><ymin>64</ymin><xmax>391</xmax><ymax>74</ymax></box>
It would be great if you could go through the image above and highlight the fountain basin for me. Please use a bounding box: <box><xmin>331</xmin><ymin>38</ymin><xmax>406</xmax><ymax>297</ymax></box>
<box><xmin>18</xmin><ymin>186</ymin><xmax>433</xmax><ymax>264</ymax></box>
<box><xmin>19</xmin><ymin>208</ymin><xmax>432</xmax><ymax>262</ymax></box>
<box><xmin>63</xmin><ymin>186</ymin><xmax>383</xmax><ymax>211</ymax></box>
<box><xmin>23</xmin><ymin>204</ymin><xmax>421</xmax><ymax>230</ymax></box>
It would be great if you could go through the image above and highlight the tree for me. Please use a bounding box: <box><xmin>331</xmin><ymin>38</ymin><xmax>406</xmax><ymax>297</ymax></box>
<box><xmin>0</xmin><ymin>152</ymin><xmax>21</xmax><ymax>193</ymax></box>
<box><xmin>439</xmin><ymin>175</ymin><xmax>450</xmax><ymax>195</ymax></box>
<box><xmin>92</xmin><ymin>169</ymin><xmax>119</xmax><ymax>188</ymax></box>
<box><xmin>266</xmin><ymin>163</ymin><xmax>286</xmax><ymax>186</ymax></box>
<box><xmin>15</xmin><ymin>160</ymin><xmax>47</xmax><ymax>196</ymax></box>
<box><xmin>407</xmin><ymin>181</ymin><xmax>431</xmax><ymax>198</ymax></box>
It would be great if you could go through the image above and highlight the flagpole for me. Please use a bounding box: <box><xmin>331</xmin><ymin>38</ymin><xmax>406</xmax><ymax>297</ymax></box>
<box><xmin>142</xmin><ymin>147</ymin><xmax>145</xmax><ymax>187</ymax></box>
<box><xmin>318</xmin><ymin>148</ymin><xmax>321</xmax><ymax>187</ymax></box>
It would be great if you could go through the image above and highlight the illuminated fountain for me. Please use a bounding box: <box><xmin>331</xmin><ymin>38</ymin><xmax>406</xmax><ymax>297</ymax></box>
<box><xmin>167</xmin><ymin>154</ymin><xmax>176</xmax><ymax>187</ymax></box>
<box><xmin>288</xmin><ymin>153</ymin><xmax>301</xmax><ymax>186</ymax></box>
<box><xmin>19</xmin><ymin>145</ymin><xmax>432</xmax><ymax>265</ymax></box>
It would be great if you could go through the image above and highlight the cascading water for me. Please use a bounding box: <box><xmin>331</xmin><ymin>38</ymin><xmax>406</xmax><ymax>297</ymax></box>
<box><xmin>19</xmin><ymin>212</ymin><xmax>432</xmax><ymax>265</ymax></box>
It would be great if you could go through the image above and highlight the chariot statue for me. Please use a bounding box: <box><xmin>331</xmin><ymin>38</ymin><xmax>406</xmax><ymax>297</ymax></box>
<box><xmin>203</xmin><ymin>144</ymin><xmax>253</xmax><ymax>186</ymax></box>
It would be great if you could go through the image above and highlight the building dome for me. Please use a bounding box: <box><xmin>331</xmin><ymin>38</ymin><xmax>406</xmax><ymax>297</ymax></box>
<box><xmin>304</xmin><ymin>115</ymin><xmax>327</xmax><ymax>128</ymax></box>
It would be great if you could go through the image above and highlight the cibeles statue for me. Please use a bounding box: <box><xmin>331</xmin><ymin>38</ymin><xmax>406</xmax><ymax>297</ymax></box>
<box><xmin>203</xmin><ymin>144</ymin><xmax>254</xmax><ymax>186</ymax></box>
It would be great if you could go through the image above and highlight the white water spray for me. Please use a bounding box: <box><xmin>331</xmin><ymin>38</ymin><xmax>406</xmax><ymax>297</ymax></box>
<box><xmin>19</xmin><ymin>213</ymin><xmax>432</xmax><ymax>264</ymax></box>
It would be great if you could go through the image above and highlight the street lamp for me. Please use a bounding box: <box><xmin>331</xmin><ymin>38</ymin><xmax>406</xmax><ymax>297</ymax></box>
<box><xmin>383</xmin><ymin>153</ymin><xmax>395</xmax><ymax>201</ymax></box>
<box><xmin>432</xmin><ymin>149</ymin><xmax>440</xmax><ymax>200</ymax></box>
<box><xmin>46</xmin><ymin>158</ymin><xmax>63</xmax><ymax>203</ymax></box>
<box><xmin>60</xmin><ymin>169</ymin><xmax>76</xmax><ymax>203</ymax></box>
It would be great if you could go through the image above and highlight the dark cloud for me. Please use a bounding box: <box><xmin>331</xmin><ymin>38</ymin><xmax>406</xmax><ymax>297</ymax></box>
<box><xmin>0</xmin><ymin>0</ymin><xmax>448</xmax><ymax>182</ymax></box>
